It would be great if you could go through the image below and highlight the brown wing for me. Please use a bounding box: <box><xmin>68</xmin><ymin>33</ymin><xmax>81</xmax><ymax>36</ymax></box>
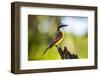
<box><xmin>43</xmin><ymin>31</ymin><xmax>62</xmax><ymax>55</ymax></box>
<box><xmin>49</xmin><ymin>31</ymin><xmax>63</xmax><ymax>48</ymax></box>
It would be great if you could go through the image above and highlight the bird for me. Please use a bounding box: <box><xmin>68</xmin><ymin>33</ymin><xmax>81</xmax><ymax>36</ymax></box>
<box><xmin>43</xmin><ymin>24</ymin><xmax>68</xmax><ymax>55</ymax></box>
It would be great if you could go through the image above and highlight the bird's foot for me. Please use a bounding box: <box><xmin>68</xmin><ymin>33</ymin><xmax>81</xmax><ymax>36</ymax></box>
<box><xmin>55</xmin><ymin>45</ymin><xmax>60</xmax><ymax>49</ymax></box>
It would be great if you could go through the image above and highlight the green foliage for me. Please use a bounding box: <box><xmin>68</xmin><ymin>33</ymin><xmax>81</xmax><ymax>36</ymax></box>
<box><xmin>28</xmin><ymin>15</ymin><xmax>88</xmax><ymax>60</ymax></box>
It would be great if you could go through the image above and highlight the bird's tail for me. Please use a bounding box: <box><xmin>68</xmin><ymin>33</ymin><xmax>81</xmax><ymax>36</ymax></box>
<box><xmin>43</xmin><ymin>47</ymin><xmax>49</xmax><ymax>55</ymax></box>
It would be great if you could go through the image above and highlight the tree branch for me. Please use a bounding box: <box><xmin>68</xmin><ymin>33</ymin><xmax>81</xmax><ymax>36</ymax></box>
<box><xmin>56</xmin><ymin>46</ymin><xmax>78</xmax><ymax>59</ymax></box>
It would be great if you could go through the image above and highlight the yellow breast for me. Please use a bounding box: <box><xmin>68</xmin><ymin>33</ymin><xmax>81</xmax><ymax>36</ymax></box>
<box><xmin>55</xmin><ymin>32</ymin><xmax>64</xmax><ymax>45</ymax></box>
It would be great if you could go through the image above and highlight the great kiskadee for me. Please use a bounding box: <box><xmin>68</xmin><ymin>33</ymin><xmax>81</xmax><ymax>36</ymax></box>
<box><xmin>43</xmin><ymin>24</ymin><xmax>68</xmax><ymax>55</ymax></box>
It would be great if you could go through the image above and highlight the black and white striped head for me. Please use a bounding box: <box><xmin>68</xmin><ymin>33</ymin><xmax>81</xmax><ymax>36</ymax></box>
<box><xmin>57</xmin><ymin>24</ymin><xmax>68</xmax><ymax>31</ymax></box>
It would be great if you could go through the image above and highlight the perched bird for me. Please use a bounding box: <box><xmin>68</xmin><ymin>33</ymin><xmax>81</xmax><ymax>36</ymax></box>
<box><xmin>43</xmin><ymin>24</ymin><xmax>68</xmax><ymax>55</ymax></box>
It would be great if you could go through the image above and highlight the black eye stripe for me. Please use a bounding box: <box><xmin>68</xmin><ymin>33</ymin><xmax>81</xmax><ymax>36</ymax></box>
<box><xmin>58</xmin><ymin>25</ymin><xmax>68</xmax><ymax>31</ymax></box>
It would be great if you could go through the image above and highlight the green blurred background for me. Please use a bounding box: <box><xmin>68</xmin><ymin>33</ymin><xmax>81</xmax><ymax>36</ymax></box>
<box><xmin>28</xmin><ymin>15</ymin><xmax>88</xmax><ymax>60</ymax></box>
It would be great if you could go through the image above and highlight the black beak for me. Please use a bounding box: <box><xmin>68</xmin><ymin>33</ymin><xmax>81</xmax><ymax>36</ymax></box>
<box><xmin>58</xmin><ymin>24</ymin><xmax>68</xmax><ymax>31</ymax></box>
<box><xmin>60</xmin><ymin>24</ymin><xmax>68</xmax><ymax>27</ymax></box>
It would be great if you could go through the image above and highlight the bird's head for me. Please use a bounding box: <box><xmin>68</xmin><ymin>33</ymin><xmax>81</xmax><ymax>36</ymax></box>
<box><xmin>57</xmin><ymin>24</ymin><xmax>68</xmax><ymax>31</ymax></box>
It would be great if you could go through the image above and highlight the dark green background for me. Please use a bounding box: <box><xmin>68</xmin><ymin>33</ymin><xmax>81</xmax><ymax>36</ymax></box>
<box><xmin>28</xmin><ymin>15</ymin><xmax>88</xmax><ymax>60</ymax></box>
